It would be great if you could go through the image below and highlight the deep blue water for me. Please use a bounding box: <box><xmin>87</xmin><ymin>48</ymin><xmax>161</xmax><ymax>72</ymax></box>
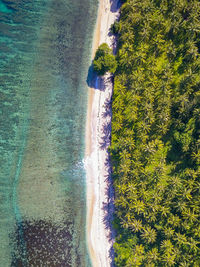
<box><xmin>0</xmin><ymin>0</ymin><xmax>98</xmax><ymax>265</ymax></box>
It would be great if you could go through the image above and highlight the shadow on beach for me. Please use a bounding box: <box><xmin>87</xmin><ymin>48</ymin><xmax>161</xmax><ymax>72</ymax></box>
<box><xmin>103</xmin><ymin>153</ymin><xmax>116</xmax><ymax>267</ymax></box>
<box><xmin>99</xmin><ymin>94</ymin><xmax>112</xmax><ymax>150</ymax></box>
<box><xmin>110</xmin><ymin>0</ymin><xmax>121</xmax><ymax>13</ymax></box>
<box><xmin>86</xmin><ymin>64</ymin><xmax>116</xmax><ymax>266</ymax></box>
<box><xmin>86</xmin><ymin>64</ymin><xmax>115</xmax><ymax>92</ymax></box>
<box><xmin>97</xmin><ymin>87</ymin><xmax>115</xmax><ymax>266</ymax></box>
<box><xmin>86</xmin><ymin>65</ymin><xmax>105</xmax><ymax>91</ymax></box>
<box><xmin>100</xmin><ymin>91</ymin><xmax>116</xmax><ymax>266</ymax></box>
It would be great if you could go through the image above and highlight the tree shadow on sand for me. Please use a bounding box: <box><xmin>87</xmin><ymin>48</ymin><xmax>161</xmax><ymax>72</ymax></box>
<box><xmin>110</xmin><ymin>0</ymin><xmax>121</xmax><ymax>13</ymax></box>
<box><xmin>86</xmin><ymin>64</ymin><xmax>105</xmax><ymax>91</ymax></box>
<box><xmin>100</xmin><ymin>121</ymin><xmax>112</xmax><ymax>150</ymax></box>
<box><xmin>99</xmin><ymin>93</ymin><xmax>113</xmax><ymax>150</ymax></box>
<box><xmin>100</xmin><ymin>92</ymin><xmax>116</xmax><ymax>266</ymax></box>
<box><xmin>102</xmin><ymin>153</ymin><xmax>116</xmax><ymax>267</ymax></box>
<box><xmin>86</xmin><ymin>71</ymin><xmax>116</xmax><ymax>264</ymax></box>
<box><xmin>86</xmin><ymin>64</ymin><xmax>115</xmax><ymax>92</ymax></box>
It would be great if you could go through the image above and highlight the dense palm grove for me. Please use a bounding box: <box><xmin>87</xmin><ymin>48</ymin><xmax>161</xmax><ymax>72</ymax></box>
<box><xmin>110</xmin><ymin>0</ymin><xmax>200</xmax><ymax>265</ymax></box>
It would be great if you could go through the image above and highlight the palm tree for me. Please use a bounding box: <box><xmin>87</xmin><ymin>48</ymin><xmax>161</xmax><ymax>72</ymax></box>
<box><xmin>161</xmin><ymin>239</ymin><xmax>176</xmax><ymax>265</ymax></box>
<box><xmin>167</xmin><ymin>214</ymin><xmax>181</xmax><ymax>228</ymax></box>
<box><xmin>133</xmin><ymin>199</ymin><xmax>145</xmax><ymax>215</ymax></box>
<box><xmin>128</xmin><ymin>244</ymin><xmax>145</xmax><ymax>267</ymax></box>
<box><xmin>130</xmin><ymin>219</ymin><xmax>143</xmax><ymax>233</ymax></box>
<box><xmin>147</xmin><ymin>248</ymin><xmax>159</xmax><ymax>264</ymax></box>
<box><xmin>179</xmin><ymin>261</ymin><xmax>190</xmax><ymax>267</ymax></box>
<box><xmin>163</xmin><ymin>227</ymin><xmax>174</xmax><ymax>238</ymax></box>
<box><xmin>162</xmin><ymin>252</ymin><xmax>176</xmax><ymax>266</ymax></box>
<box><xmin>160</xmin><ymin>206</ymin><xmax>170</xmax><ymax>217</ymax></box>
<box><xmin>188</xmin><ymin>237</ymin><xmax>199</xmax><ymax>253</ymax></box>
<box><xmin>174</xmin><ymin>233</ymin><xmax>189</xmax><ymax>248</ymax></box>
<box><xmin>182</xmin><ymin>208</ymin><xmax>198</xmax><ymax>223</ymax></box>
<box><xmin>141</xmin><ymin>226</ymin><xmax>157</xmax><ymax>244</ymax></box>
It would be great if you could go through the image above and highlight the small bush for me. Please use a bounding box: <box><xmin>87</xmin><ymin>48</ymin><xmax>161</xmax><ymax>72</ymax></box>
<box><xmin>93</xmin><ymin>43</ymin><xmax>117</xmax><ymax>75</ymax></box>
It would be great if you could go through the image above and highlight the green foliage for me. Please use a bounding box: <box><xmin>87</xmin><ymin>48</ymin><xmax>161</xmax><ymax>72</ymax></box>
<box><xmin>93</xmin><ymin>43</ymin><xmax>117</xmax><ymax>75</ymax></box>
<box><xmin>111</xmin><ymin>0</ymin><xmax>200</xmax><ymax>266</ymax></box>
<box><xmin>111</xmin><ymin>21</ymin><xmax>121</xmax><ymax>35</ymax></box>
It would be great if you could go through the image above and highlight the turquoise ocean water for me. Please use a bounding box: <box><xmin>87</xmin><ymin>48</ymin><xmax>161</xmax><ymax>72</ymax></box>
<box><xmin>0</xmin><ymin>0</ymin><xmax>98</xmax><ymax>265</ymax></box>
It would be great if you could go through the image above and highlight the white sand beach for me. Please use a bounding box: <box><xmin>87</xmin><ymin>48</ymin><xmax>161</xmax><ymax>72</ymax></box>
<box><xmin>85</xmin><ymin>0</ymin><xmax>120</xmax><ymax>266</ymax></box>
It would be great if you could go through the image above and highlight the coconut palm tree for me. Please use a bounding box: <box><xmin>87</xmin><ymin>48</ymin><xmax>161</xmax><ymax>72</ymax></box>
<box><xmin>141</xmin><ymin>226</ymin><xmax>157</xmax><ymax>244</ymax></box>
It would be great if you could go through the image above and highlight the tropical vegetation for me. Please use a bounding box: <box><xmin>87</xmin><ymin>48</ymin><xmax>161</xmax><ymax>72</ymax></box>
<box><xmin>93</xmin><ymin>43</ymin><xmax>117</xmax><ymax>75</ymax></box>
<box><xmin>109</xmin><ymin>0</ymin><xmax>200</xmax><ymax>266</ymax></box>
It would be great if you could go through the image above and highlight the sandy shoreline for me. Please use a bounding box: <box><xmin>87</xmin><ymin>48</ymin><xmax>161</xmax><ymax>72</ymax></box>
<box><xmin>85</xmin><ymin>0</ymin><xmax>120</xmax><ymax>266</ymax></box>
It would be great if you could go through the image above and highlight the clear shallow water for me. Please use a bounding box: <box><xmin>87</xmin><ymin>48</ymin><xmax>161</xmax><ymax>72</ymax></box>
<box><xmin>0</xmin><ymin>0</ymin><xmax>98</xmax><ymax>266</ymax></box>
